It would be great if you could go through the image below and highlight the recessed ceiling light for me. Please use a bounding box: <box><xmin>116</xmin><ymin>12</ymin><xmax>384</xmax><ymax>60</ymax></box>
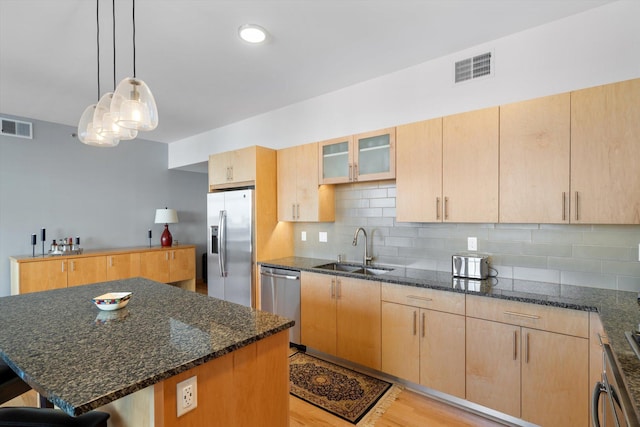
<box><xmin>238</xmin><ymin>24</ymin><xmax>268</xmax><ymax>44</ymax></box>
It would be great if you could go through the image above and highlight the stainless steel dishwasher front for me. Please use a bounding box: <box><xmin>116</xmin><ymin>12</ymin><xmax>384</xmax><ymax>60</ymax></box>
<box><xmin>260</xmin><ymin>266</ymin><xmax>301</xmax><ymax>346</ymax></box>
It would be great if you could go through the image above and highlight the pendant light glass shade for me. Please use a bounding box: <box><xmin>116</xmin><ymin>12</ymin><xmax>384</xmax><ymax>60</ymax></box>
<box><xmin>111</xmin><ymin>77</ymin><xmax>158</xmax><ymax>131</ymax></box>
<box><xmin>78</xmin><ymin>104</ymin><xmax>120</xmax><ymax>147</ymax></box>
<box><xmin>94</xmin><ymin>93</ymin><xmax>138</xmax><ymax>140</ymax></box>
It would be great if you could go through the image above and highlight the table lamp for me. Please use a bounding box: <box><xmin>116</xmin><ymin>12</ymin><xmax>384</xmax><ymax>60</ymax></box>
<box><xmin>155</xmin><ymin>208</ymin><xmax>179</xmax><ymax>247</ymax></box>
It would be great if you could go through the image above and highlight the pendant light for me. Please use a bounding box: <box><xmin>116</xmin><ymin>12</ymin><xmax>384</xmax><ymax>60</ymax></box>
<box><xmin>110</xmin><ymin>0</ymin><xmax>158</xmax><ymax>131</ymax></box>
<box><xmin>78</xmin><ymin>0</ymin><xmax>119</xmax><ymax>147</ymax></box>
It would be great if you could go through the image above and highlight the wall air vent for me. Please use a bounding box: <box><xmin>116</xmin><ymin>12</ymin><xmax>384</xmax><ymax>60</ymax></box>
<box><xmin>1</xmin><ymin>117</ymin><xmax>33</xmax><ymax>139</ymax></box>
<box><xmin>455</xmin><ymin>52</ymin><xmax>493</xmax><ymax>84</ymax></box>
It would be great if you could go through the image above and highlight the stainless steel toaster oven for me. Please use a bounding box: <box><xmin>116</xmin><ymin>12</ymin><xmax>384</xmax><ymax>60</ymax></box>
<box><xmin>452</xmin><ymin>254</ymin><xmax>489</xmax><ymax>279</ymax></box>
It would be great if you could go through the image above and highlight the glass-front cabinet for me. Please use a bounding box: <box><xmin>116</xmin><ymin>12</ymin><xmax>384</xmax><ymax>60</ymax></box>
<box><xmin>318</xmin><ymin>128</ymin><xmax>395</xmax><ymax>184</ymax></box>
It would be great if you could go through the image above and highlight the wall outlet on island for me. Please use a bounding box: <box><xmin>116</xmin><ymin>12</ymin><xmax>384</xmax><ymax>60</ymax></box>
<box><xmin>177</xmin><ymin>376</ymin><xmax>197</xmax><ymax>417</ymax></box>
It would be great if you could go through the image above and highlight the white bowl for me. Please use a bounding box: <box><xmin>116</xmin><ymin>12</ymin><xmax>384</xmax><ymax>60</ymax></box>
<box><xmin>92</xmin><ymin>292</ymin><xmax>132</xmax><ymax>311</ymax></box>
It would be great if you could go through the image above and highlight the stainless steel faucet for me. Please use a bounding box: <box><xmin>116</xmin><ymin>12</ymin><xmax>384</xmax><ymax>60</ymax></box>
<box><xmin>352</xmin><ymin>227</ymin><xmax>372</xmax><ymax>266</ymax></box>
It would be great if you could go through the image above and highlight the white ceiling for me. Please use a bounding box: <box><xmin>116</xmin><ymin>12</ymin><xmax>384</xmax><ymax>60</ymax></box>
<box><xmin>0</xmin><ymin>0</ymin><xmax>616</xmax><ymax>144</ymax></box>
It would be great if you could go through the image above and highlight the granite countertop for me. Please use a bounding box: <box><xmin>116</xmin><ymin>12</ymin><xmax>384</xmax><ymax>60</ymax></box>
<box><xmin>0</xmin><ymin>277</ymin><xmax>293</xmax><ymax>416</ymax></box>
<box><xmin>260</xmin><ymin>256</ymin><xmax>640</xmax><ymax>421</ymax></box>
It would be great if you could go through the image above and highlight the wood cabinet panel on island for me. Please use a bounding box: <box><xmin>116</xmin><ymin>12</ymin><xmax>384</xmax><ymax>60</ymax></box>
<box><xmin>277</xmin><ymin>142</ymin><xmax>334</xmax><ymax>222</ymax></box>
<box><xmin>300</xmin><ymin>271</ymin><xmax>381</xmax><ymax>370</ymax></box>
<box><xmin>10</xmin><ymin>246</ymin><xmax>196</xmax><ymax>294</ymax></box>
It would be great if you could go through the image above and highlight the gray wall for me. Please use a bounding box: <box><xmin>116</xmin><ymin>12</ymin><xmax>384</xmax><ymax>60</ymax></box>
<box><xmin>0</xmin><ymin>114</ymin><xmax>208</xmax><ymax>297</ymax></box>
<box><xmin>294</xmin><ymin>181</ymin><xmax>640</xmax><ymax>292</ymax></box>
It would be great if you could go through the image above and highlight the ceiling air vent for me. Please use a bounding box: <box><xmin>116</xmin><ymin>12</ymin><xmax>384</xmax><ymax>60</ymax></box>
<box><xmin>455</xmin><ymin>52</ymin><xmax>493</xmax><ymax>84</ymax></box>
<box><xmin>1</xmin><ymin>117</ymin><xmax>33</xmax><ymax>139</ymax></box>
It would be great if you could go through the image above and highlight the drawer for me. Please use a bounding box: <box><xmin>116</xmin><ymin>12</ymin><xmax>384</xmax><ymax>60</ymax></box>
<box><xmin>466</xmin><ymin>294</ymin><xmax>589</xmax><ymax>338</ymax></box>
<box><xmin>381</xmin><ymin>283</ymin><xmax>465</xmax><ymax>315</ymax></box>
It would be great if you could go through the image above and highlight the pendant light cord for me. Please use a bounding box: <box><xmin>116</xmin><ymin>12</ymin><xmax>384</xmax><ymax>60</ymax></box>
<box><xmin>96</xmin><ymin>0</ymin><xmax>100</xmax><ymax>101</ymax></box>
<box><xmin>133</xmin><ymin>0</ymin><xmax>136</xmax><ymax>78</ymax></box>
<box><xmin>112</xmin><ymin>0</ymin><xmax>116</xmax><ymax>90</ymax></box>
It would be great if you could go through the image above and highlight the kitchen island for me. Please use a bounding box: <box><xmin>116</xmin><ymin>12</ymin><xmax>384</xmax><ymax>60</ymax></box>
<box><xmin>0</xmin><ymin>277</ymin><xmax>293</xmax><ymax>426</ymax></box>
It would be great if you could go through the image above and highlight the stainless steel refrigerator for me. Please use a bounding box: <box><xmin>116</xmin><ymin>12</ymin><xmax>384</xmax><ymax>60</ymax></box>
<box><xmin>207</xmin><ymin>189</ymin><xmax>254</xmax><ymax>307</ymax></box>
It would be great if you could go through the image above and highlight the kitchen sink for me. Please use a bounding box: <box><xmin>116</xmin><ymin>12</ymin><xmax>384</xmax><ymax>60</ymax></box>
<box><xmin>314</xmin><ymin>263</ymin><xmax>393</xmax><ymax>276</ymax></box>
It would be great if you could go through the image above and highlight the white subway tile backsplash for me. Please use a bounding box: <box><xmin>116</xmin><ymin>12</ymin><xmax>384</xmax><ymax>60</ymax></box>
<box><xmin>293</xmin><ymin>182</ymin><xmax>640</xmax><ymax>291</ymax></box>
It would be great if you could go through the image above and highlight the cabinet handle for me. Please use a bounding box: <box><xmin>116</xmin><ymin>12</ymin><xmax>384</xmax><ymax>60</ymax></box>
<box><xmin>165</xmin><ymin>252</ymin><xmax>169</xmax><ymax>261</ymax></box>
<box><xmin>109</xmin><ymin>256</ymin><xmax>114</xmax><ymax>267</ymax></box>
<box><xmin>407</xmin><ymin>295</ymin><xmax>432</xmax><ymax>302</ymax></box>
<box><xmin>504</xmin><ymin>311</ymin><xmax>540</xmax><ymax>320</ymax></box>
<box><xmin>331</xmin><ymin>279</ymin><xmax>335</xmax><ymax>298</ymax></box>
<box><xmin>525</xmin><ymin>332</ymin><xmax>530</xmax><ymax>364</ymax></box>
<box><xmin>562</xmin><ymin>192</ymin><xmax>566</xmax><ymax>221</ymax></box>
<box><xmin>575</xmin><ymin>191</ymin><xmax>579</xmax><ymax>221</ymax></box>
<box><xmin>70</xmin><ymin>261</ymin><xmax>75</xmax><ymax>272</ymax></box>
<box><xmin>172</xmin><ymin>251</ymin><xmax>176</xmax><ymax>260</ymax></box>
<box><xmin>229</xmin><ymin>166</ymin><xmax>233</xmax><ymax>181</ymax></box>
<box><xmin>61</xmin><ymin>261</ymin><xmax>65</xmax><ymax>273</ymax></box>
<box><xmin>354</xmin><ymin>163</ymin><xmax>358</xmax><ymax>181</ymax></box>
<box><xmin>296</xmin><ymin>204</ymin><xmax>300</xmax><ymax>220</ymax></box>
<box><xmin>513</xmin><ymin>330</ymin><xmax>518</xmax><ymax>360</ymax></box>
<box><xmin>436</xmin><ymin>197</ymin><xmax>440</xmax><ymax>220</ymax></box>
<box><xmin>413</xmin><ymin>311</ymin><xmax>417</xmax><ymax>336</ymax></box>
<box><xmin>292</xmin><ymin>204</ymin><xmax>296</xmax><ymax>219</ymax></box>
<box><xmin>337</xmin><ymin>279</ymin><xmax>341</xmax><ymax>299</ymax></box>
<box><xmin>348</xmin><ymin>164</ymin><xmax>353</xmax><ymax>182</ymax></box>
<box><xmin>422</xmin><ymin>312</ymin><xmax>426</xmax><ymax>338</ymax></box>
<box><xmin>444</xmin><ymin>197</ymin><xmax>449</xmax><ymax>220</ymax></box>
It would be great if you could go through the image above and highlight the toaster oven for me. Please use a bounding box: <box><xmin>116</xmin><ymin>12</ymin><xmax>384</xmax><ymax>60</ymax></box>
<box><xmin>452</xmin><ymin>254</ymin><xmax>489</xmax><ymax>279</ymax></box>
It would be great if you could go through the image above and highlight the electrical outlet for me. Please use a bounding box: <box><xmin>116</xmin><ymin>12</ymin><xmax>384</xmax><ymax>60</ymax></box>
<box><xmin>301</xmin><ymin>231</ymin><xmax>307</xmax><ymax>241</ymax></box>
<box><xmin>468</xmin><ymin>237</ymin><xmax>477</xmax><ymax>251</ymax></box>
<box><xmin>319</xmin><ymin>231</ymin><xmax>328</xmax><ymax>243</ymax></box>
<box><xmin>177</xmin><ymin>376</ymin><xmax>197</xmax><ymax>417</ymax></box>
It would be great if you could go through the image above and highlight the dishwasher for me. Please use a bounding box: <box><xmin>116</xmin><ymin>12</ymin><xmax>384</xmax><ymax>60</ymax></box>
<box><xmin>260</xmin><ymin>266</ymin><xmax>302</xmax><ymax>348</ymax></box>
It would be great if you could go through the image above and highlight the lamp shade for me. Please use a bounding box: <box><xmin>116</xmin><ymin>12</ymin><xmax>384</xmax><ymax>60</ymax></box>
<box><xmin>78</xmin><ymin>104</ymin><xmax>120</xmax><ymax>147</ymax></box>
<box><xmin>111</xmin><ymin>77</ymin><xmax>159</xmax><ymax>131</ymax></box>
<box><xmin>94</xmin><ymin>93</ymin><xmax>138</xmax><ymax>140</ymax></box>
<box><xmin>155</xmin><ymin>208</ymin><xmax>178</xmax><ymax>224</ymax></box>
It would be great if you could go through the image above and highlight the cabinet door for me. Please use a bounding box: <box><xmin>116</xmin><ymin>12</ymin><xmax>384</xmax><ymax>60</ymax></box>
<box><xmin>521</xmin><ymin>328</ymin><xmax>589</xmax><ymax>427</ymax></box>
<box><xmin>381</xmin><ymin>302</ymin><xmax>420</xmax><ymax>383</ymax></box>
<box><xmin>140</xmin><ymin>251</ymin><xmax>170</xmax><ymax>283</ymax></box>
<box><xmin>443</xmin><ymin>107</ymin><xmax>499</xmax><ymax>222</ymax></box>
<box><xmin>466</xmin><ymin>317</ymin><xmax>521</xmax><ymax>417</ymax></box>
<box><xmin>319</xmin><ymin>136</ymin><xmax>353</xmax><ymax>184</ymax></box>
<box><xmin>229</xmin><ymin>146</ymin><xmax>256</xmax><ymax>184</ymax></box>
<box><xmin>19</xmin><ymin>259</ymin><xmax>67</xmax><ymax>294</ymax></box>
<box><xmin>353</xmin><ymin>128</ymin><xmax>396</xmax><ymax>182</ymax></box>
<box><xmin>336</xmin><ymin>277</ymin><xmax>381</xmax><ymax>370</ymax></box>
<box><xmin>106</xmin><ymin>253</ymin><xmax>140</xmax><ymax>281</ymax></box>
<box><xmin>396</xmin><ymin>118</ymin><xmax>443</xmax><ymax>222</ymax></box>
<box><xmin>67</xmin><ymin>256</ymin><xmax>107</xmax><ymax>287</ymax></box>
<box><xmin>500</xmin><ymin>93</ymin><xmax>570</xmax><ymax>223</ymax></box>
<box><xmin>277</xmin><ymin>146</ymin><xmax>298</xmax><ymax>221</ymax></box>
<box><xmin>571</xmin><ymin>78</ymin><xmax>640</xmax><ymax>224</ymax></box>
<box><xmin>300</xmin><ymin>272</ymin><xmax>336</xmax><ymax>355</ymax></box>
<box><xmin>208</xmin><ymin>152</ymin><xmax>230</xmax><ymax>188</ymax></box>
<box><xmin>420</xmin><ymin>310</ymin><xmax>465</xmax><ymax>398</ymax></box>
<box><xmin>296</xmin><ymin>142</ymin><xmax>325</xmax><ymax>221</ymax></box>
<box><xmin>169</xmin><ymin>248</ymin><xmax>195</xmax><ymax>282</ymax></box>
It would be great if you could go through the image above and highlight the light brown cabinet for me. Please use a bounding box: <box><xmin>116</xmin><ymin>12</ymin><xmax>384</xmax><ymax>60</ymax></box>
<box><xmin>570</xmin><ymin>78</ymin><xmax>640</xmax><ymax>224</ymax></box>
<box><xmin>396</xmin><ymin>118</ymin><xmax>443</xmax><ymax>222</ymax></box>
<box><xmin>10</xmin><ymin>246</ymin><xmax>196</xmax><ymax>294</ymax></box>
<box><xmin>318</xmin><ymin>128</ymin><xmax>395</xmax><ymax>184</ymax></box>
<box><xmin>300</xmin><ymin>271</ymin><xmax>381</xmax><ymax>370</ymax></box>
<box><xmin>465</xmin><ymin>295</ymin><xmax>589</xmax><ymax>426</ymax></box>
<box><xmin>381</xmin><ymin>284</ymin><xmax>465</xmax><ymax>398</ymax></box>
<box><xmin>277</xmin><ymin>142</ymin><xmax>334</xmax><ymax>222</ymax></box>
<box><xmin>442</xmin><ymin>107</ymin><xmax>499</xmax><ymax>223</ymax></box>
<box><xmin>66</xmin><ymin>256</ymin><xmax>107</xmax><ymax>287</ymax></box>
<box><xmin>499</xmin><ymin>93</ymin><xmax>571</xmax><ymax>223</ymax></box>
<box><xmin>140</xmin><ymin>247</ymin><xmax>195</xmax><ymax>284</ymax></box>
<box><xmin>208</xmin><ymin>146</ymin><xmax>257</xmax><ymax>190</ymax></box>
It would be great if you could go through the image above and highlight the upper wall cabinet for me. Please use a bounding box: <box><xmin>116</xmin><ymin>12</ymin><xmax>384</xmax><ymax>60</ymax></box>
<box><xmin>277</xmin><ymin>142</ymin><xmax>335</xmax><ymax>222</ymax></box>
<box><xmin>396</xmin><ymin>118</ymin><xmax>443</xmax><ymax>222</ymax></box>
<box><xmin>442</xmin><ymin>107</ymin><xmax>499</xmax><ymax>223</ymax></box>
<box><xmin>499</xmin><ymin>93</ymin><xmax>571</xmax><ymax>223</ymax></box>
<box><xmin>209</xmin><ymin>146</ymin><xmax>257</xmax><ymax>190</ymax></box>
<box><xmin>571</xmin><ymin>78</ymin><xmax>640</xmax><ymax>224</ymax></box>
<box><xmin>319</xmin><ymin>128</ymin><xmax>396</xmax><ymax>184</ymax></box>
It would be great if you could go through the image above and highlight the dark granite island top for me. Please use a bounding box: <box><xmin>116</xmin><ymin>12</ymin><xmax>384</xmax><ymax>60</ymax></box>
<box><xmin>0</xmin><ymin>277</ymin><xmax>293</xmax><ymax>418</ymax></box>
<box><xmin>260</xmin><ymin>256</ymin><xmax>640</xmax><ymax>423</ymax></box>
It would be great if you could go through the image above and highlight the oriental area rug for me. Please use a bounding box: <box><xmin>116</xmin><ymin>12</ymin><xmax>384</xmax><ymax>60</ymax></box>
<box><xmin>289</xmin><ymin>352</ymin><xmax>401</xmax><ymax>425</ymax></box>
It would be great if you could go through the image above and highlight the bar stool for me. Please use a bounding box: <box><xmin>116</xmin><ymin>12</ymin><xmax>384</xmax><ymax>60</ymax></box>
<box><xmin>0</xmin><ymin>360</ymin><xmax>31</xmax><ymax>405</ymax></box>
<box><xmin>0</xmin><ymin>408</ymin><xmax>109</xmax><ymax>426</ymax></box>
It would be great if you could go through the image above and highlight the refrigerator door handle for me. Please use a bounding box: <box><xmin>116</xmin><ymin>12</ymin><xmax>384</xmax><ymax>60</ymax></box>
<box><xmin>219</xmin><ymin>210</ymin><xmax>227</xmax><ymax>277</ymax></box>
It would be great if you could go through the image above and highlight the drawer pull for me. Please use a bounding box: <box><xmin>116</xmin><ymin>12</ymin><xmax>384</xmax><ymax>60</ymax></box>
<box><xmin>413</xmin><ymin>311</ymin><xmax>417</xmax><ymax>336</ymax></box>
<box><xmin>504</xmin><ymin>311</ymin><xmax>540</xmax><ymax>320</ymax></box>
<box><xmin>330</xmin><ymin>279</ymin><xmax>335</xmax><ymax>298</ymax></box>
<box><xmin>422</xmin><ymin>312</ymin><xmax>426</xmax><ymax>338</ymax></box>
<box><xmin>513</xmin><ymin>330</ymin><xmax>518</xmax><ymax>360</ymax></box>
<box><xmin>525</xmin><ymin>332</ymin><xmax>530</xmax><ymax>363</ymax></box>
<box><xmin>407</xmin><ymin>295</ymin><xmax>432</xmax><ymax>302</ymax></box>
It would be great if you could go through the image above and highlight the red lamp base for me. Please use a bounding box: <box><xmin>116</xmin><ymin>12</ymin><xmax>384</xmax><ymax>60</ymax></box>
<box><xmin>160</xmin><ymin>224</ymin><xmax>173</xmax><ymax>247</ymax></box>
